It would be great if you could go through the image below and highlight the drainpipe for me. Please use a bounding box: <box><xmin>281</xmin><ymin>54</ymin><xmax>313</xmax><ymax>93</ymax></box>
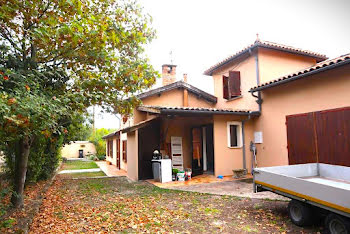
<box><xmin>242</xmin><ymin>120</ymin><xmax>246</xmax><ymax>171</ymax></box>
<box><xmin>249</xmin><ymin>48</ymin><xmax>263</xmax><ymax>113</ymax></box>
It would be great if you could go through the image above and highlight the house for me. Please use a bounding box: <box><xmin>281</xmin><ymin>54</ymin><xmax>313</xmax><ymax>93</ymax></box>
<box><xmin>61</xmin><ymin>141</ymin><xmax>96</xmax><ymax>158</ymax></box>
<box><xmin>103</xmin><ymin>38</ymin><xmax>350</xmax><ymax>181</ymax></box>
<box><xmin>250</xmin><ymin>53</ymin><xmax>350</xmax><ymax>167</ymax></box>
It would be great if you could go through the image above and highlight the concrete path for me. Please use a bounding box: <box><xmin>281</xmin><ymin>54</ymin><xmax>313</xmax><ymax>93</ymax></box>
<box><xmin>95</xmin><ymin>161</ymin><xmax>127</xmax><ymax>177</ymax></box>
<box><xmin>66</xmin><ymin>158</ymin><xmax>91</xmax><ymax>161</ymax></box>
<box><xmin>165</xmin><ymin>179</ymin><xmax>289</xmax><ymax>201</ymax></box>
<box><xmin>58</xmin><ymin>168</ymin><xmax>101</xmax><ymax>174</ymax></box>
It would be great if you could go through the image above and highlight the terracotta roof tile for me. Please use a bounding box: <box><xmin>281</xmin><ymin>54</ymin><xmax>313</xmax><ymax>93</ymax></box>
<box><xmin>250</xmin><ymin>53</ymin><xmax>350</xmax><ymax>92</ymax></box>
<box><xmin>204</xmin><ymin>40</ymin><xmax>328</xmax><ymax>76</ymax></box>
<box><xmin>138</xmin><ymin>105</ymin><xmax>258</xmax><ymax>115</ymax></box>
<box><xmin>136</xmin><ymin>81</ymin><xmax>217</xmax><ymax>103</ymax></box>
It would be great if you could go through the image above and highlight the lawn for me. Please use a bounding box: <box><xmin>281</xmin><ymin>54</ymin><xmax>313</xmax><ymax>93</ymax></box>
<box><xmin>61</xmin><ymin>160</ymin><xmax>99</xmax><ymax>170</ymax></box>
<box><xmin>59</xmin><ymin>171</ymin><xmax>106</xmax><ymax>179</ymax></box>
<box><xmin>29</xmin><ymin>177</ymin><xmax>323</xmax><ymax>233</ymax></box>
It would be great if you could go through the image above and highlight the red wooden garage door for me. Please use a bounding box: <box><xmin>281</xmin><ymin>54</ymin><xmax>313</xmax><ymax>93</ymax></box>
<box><xmin>286</xmin><ymin>107</ymin><xmax>350</xmax><ymax>167</ymax></box>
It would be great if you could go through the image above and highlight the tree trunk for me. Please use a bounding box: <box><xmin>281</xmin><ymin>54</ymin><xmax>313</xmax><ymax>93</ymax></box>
<box><xmin>11</xmin><ymin>136</ymin><xmax>31</xmax><ymax>208</ymax></box>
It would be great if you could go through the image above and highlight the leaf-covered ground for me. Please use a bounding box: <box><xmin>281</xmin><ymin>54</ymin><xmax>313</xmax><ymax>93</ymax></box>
<box><xmin>30</xmin><ymin>176</ymin><xmax>323</xmax><ymax>233</ymax></box>
<box><xmin>1</xmin><ymin>178</ymin><xmax>50</xmax><ymax>233</ymax></box>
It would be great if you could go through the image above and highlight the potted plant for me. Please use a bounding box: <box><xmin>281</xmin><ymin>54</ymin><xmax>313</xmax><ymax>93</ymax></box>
<box><xmin>172</xmin><ymin>168</ymin><xmax>179</xmax><ymax>181</ymax></box>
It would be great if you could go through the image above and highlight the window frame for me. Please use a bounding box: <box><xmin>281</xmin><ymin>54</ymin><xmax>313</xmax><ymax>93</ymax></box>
<box><xmin>108</xmin><ymin>139</ymin><xmax>113</xmax><ymax>157</ymax></box>
<box><xmin>122</xmin><ymin>140</ymin><xmax>127</xmax><ymax>162</ymax></box>
<box><xmin>227</xmin><ymin>121</ymin><xmax>243</xmax><ymax>148</ymax></box>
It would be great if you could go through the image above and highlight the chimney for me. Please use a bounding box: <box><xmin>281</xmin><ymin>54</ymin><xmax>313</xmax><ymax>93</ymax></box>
<box><xmin>183</xmin><ymin>73</ymin><xmax>188</xmax><ymax>83</ymax></box>
<box><xmin>162</xmin><ymin>64</ymin><xmax>177</xmax><ymax>86</ymax></box>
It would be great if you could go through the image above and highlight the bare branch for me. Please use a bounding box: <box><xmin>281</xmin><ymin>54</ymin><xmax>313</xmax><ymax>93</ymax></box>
<box><xmin>0</xmin><ymin>26</ymin><xmax>23</xmax><ymax>53</ymax></box>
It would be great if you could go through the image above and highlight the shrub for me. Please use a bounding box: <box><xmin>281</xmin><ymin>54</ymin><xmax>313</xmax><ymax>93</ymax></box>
<box><xmin>1</xmin><ymin>134</ymin><xmax>63</xmax><ymax>183</ymax></box>
<box><xmin>97</xmin><ymin>155</ymin><xmax>106</xmax><ymax>161</ymax></box>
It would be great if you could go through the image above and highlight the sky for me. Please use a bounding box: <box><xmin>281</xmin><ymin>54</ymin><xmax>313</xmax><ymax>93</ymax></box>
<box><xmin>94</xmin><ymin>0</ymin><xmax>350</xmax><ymax>129</ymax></box>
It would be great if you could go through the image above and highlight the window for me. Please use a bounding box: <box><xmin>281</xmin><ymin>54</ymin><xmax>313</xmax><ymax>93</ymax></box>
<box><xmin>107</xmin><ymin>140</ymin><xmax>113</xmax><ymax>157</ymax></box>
<box><xmin>223</xmin><ymin>71</ymin><xmax>241</xmax><ymax>100</ymax></box>
<box><xmin>122</xmin><ymin>140</ymin><xmax>127</xmax><ymax>162</ymax></box>
<box><xmin>227</xmin><ymin>121</ymin><xmax>242</xmax><ymax>148</ymax></box>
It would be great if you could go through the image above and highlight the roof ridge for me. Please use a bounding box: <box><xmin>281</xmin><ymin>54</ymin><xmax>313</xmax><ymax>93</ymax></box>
<box><xmin>204</xmin><ymin>39</ymin><xmax>328</xmax><ymax>75</ymax></box>
<box><xmin>250</xmin><ymin>53</ymin><xmax>350</xmax><ymax>91</ymax></box>
<box><xmin>136</xmin><ymin>80</ymin><xmax>217</xmax><ymax>103</ymax></box>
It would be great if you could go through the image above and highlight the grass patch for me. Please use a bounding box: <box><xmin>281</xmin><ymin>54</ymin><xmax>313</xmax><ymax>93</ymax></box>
<box><xmin>62</xmin><ymin>160</ymin><xmax>99</xmax><ymax>170</ymax></box>
<box><xmin>78</xmin><ymin>179</ymin><xmax>112</xmax><ymax>194</ymax></box>
<box><xmin>203</xmin><ymin>207</ymin><xmax>220</xmax><ymax>215</ymax></box>
<box><xmin>59</xmin><ymin>171</ymin><xmax>106</xmax><ymax>179</ymax></box>
<box><xmin>241</xmin><ymin>225</ymin><xmax>258</xmax><ymax>232</ymax></box>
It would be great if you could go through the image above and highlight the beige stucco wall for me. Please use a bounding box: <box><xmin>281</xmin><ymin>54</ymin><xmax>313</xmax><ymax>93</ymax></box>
<box><xmin>162</xmin><ymin>117</ymin><xmax>213</xmax><ymax>170</ymax></box>
<box><xmin>213</xmin><ymin>115</ymin><xmax>255</xmax><ymax>176</ymax></box>
<box><xmin>127</xmin><ymin>130</ymin><xmax>138</xmax><ymax>181</ymax></box>
<box><xmin>141</xmin><ymin>88</ymin><xmax>215</xmax><ymax>109</ymax></box>
<box><xmin>254</xmin><ymin>65</ymin><xmax>350</xmax><ymax>167</ymax></box>
<box><xmin>187</xmin><ymin>92</ymin><xmax>216</xmax><ymax>108</ymax></box>
<box><xmin>141</xmin><ymin>89</ymin><xmax>184</xmax><ymax>106</ymax></box>
<box><xmin>106</xmin><ymin>133</ymin><xmax>127</xmax><ymax>171</ymax></box>
<box><xmin>212</xmin><ymin>55</ymin><xmax>258</xmax><ymax>111</ymax></box>
<box><xmin>258</xmin><ymin>48</ymin><xmax>317</xmax><ymax>84</ymax></box>
<box><xmin>61</xmin><ymin>141</ymin><xmax>96</xmax><ymax>158</ymax></box>
<box><xmin>106</xmin><ymin>135</ymin><xmax>117</xmax><ymax>164</ymax></box>
<box><xmin>210</xmin><ymin>49</ymin><xmax>318</xmax><ymax>112</ymax></box>
<box><xmin>120</xmin><ymin>133</ymin><xmax>128</xmax><ymax>171</ymax></box>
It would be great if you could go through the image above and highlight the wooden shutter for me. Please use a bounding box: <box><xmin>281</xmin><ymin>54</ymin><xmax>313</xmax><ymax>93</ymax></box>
<box><xmin>122</xmin><ymin>140</ymin><xmax>127</xmax><ymax>162</ymax></box>
<box><xmin>107</xmin><ymin>141</ymin><xmax>110</xmax><ymax>156</ymax></box>
<box><xmin>228</xmin><ymin>71</ymin><xmax>241</xmax><ymax>97</ymax></box>
<box><xmin>109</xmin><ymin>140</ymin><xmax>113</xmax><ymax>158</ymax></box>
<box><xmin>286</xmin><ymin>107</ymin><xmax>350</xmax><ymax>167</ymax></box>
<box><xmin>286</xmin><ymin>113</ymin><xmax>317</xmax><ymax>165</ymax></box>
<box><xmin>223</xmin><ymin>75</ymin><xmax>229</xmax><ymax>99</ymax></box>
<box><xmin>315</xmin><ymin>108</ymin><xmax>350</xmax><ymax>166</ymax></box>
<box><xmin>116</xmin><ymin>139</ymin><xmax>120</xmax><ymax>169</ymax></box>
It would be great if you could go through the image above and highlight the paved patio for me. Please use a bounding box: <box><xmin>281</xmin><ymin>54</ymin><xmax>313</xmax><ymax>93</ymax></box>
<box><xmin>148</xmin><ymin>174</ymin><xmax>288</xmax><ymax>201</ymax></box>
<box><xmin>147</xmin><ymin>173</ymin><xmax>251</xmax><ymax>188</ymax></box>
<box><xmin>96</xmin><ymin>161</ymin><xmax>127</xmax><ymax>177</ymax></box>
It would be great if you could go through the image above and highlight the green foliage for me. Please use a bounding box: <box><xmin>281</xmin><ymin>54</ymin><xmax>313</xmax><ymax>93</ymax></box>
<box><xmin>0</xmin><ymin>0</ymin><xmax>157</xmax><ymax>201</ymax></box>
<box><xmin>3</xmin><ymin>134</ymin><xmax>63</xmax><ymax>182</ymax></box>
<box><xmin>0</xmin><ymin>218</ymin><xmax>15</xmax><ymax>229</ymax></box>
<box><xmin>0</xmin><ymin>0</ymin><xmax>158</xmax><ymax>114</ymax></box>
<box><xmin>172</xmin><ymin>168</ymin><xmax>179</xmax><ymax>175</ymax></box>
<box><xmin>0</xmin><ymin>181</ymin><xmax>14</xmax><ymax>228</ymax></box>
<box><xmin>89</xmin><ymin>128</ymin><xmax>116</xmax><ymax>156</ymax></box>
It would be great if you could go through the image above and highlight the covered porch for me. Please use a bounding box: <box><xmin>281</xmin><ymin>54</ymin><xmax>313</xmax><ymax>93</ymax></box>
<box><xmin>124</xmin><ymin>105</ymin><xmax>259</xmax><ymax>181</ymax></box>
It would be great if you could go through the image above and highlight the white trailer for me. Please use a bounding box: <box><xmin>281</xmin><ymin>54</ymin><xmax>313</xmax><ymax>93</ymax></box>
<box><xmin>253</xmin><ymin>163</ymin><xmax>350</xmax><ymax>233</ymax></box>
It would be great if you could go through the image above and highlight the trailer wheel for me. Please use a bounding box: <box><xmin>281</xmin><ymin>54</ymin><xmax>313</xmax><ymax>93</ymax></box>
<box><xmin>325</xmin><ymin>213</ymin><xmax>350</xmax><ymax>234</ymax></box>
<box><xmin>288</xmin><ymin>200</ymin><xmax>313</xmax><ymax>226</ymax></box>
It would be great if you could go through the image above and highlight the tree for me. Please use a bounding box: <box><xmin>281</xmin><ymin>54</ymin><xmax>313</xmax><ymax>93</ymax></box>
<box><xmin>0</xmin><ymin>0</ymin><xmax>157</xmax><ymax>207</ymax></box>
<box><xmin>89</xmin><ymin>128</ymin><xmax>116</xmax><ymax>157</ymax></box>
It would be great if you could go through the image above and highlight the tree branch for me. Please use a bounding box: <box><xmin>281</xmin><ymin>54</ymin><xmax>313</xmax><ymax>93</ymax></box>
<box><xmin>0</xmin><ymin>26</ymin><xmax>23</xmax><ymax>53</ymax></box>
<box><xmin>26</xmin><ymin>0</ymin><xmax>52</xmax><ymax>30</ymax></box>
